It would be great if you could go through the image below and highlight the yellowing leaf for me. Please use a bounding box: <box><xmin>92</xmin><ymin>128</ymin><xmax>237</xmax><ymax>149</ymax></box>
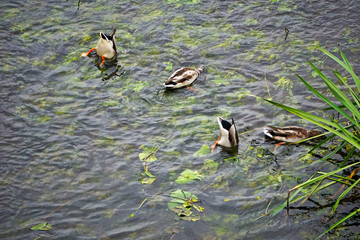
<box><xmin>141</xmin><ymin>177</ymin><xmax>156</xmax><ymax>184</ymax></box>
<box><xmin>138</xmin><ymin>146</ymin><xmax>158</xmax><ymax>162</ymax></box>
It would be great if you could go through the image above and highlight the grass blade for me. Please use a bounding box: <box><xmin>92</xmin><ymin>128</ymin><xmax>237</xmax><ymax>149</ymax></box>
<box><xmin>340</xmin><ymin>146</ymin><xmax>355</xmax><ymax>168</ymax></box>
<box><xmin>333</xmin><ymin>70</ymin><xmax>360</xmax><ymax>108</ymax></box>
<box><xmin>340</xmin><ymin>50</ymin><xmax>360</xmax><ymax>91</ymax></box>
<box><xmin>318</xmin><ymin>47</ymin><xmax>360</xmax><ymax>92</ymax></box>
<box><xmin>296</xmin><ymin>72</ymin><xmax>358</xmax><ymax>127</ymax></box>
<box><xmin>315</xmin><ymin>207</ymin><xmax>360</xmax><ymax>240</ymax></box>
<box><xmin>332</xmin><ymin>177</ymin><xmax>360</xmax><ymax>213</ymax></box>
<box><xmin>320</xmin><ymin>140</ymin><xmax>346</xmax><ymax>162</ymax></box>
<box><xmin>264</xmin><ymin>99</ymin><xmax>360</xmax><ymax>149</ymax></box>
<box><xmin>309</xmin><ymin>133</ymin><xmax>336</xmax><ymax>153</ymax></box>
<box><xmin>308</xmin><ymin>61</ymin><xmax>360</xmax><ymax>123</ymax></box>
<box><xmin>317</xmin><ymin>47</ymin><xmax>351</xmax><ymax>73</ymax></box>
<box><xmin>289</xmin><ymin>161</ymin><xmax>360</xmax><ymax>191</ymax></box>
<box><xmin>322</xmin><ymin>102</ymin><xmax>357</xmax><ymax>111</ymax></box>
<box><xmin>299</xmin><ymin>178</ymin><xmax>324</xmax><ymax>205</ymax></box>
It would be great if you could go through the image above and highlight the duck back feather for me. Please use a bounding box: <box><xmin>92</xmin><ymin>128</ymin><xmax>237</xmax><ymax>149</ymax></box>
<box><xmin>164</xmin><ymin>67</ymin><xmax>202</xmax><ymax>89</ymax></box>
<box><xmin>263</xmin><ymin>125</ymin><xmax>321</xmax><ymax>143</ymax></box>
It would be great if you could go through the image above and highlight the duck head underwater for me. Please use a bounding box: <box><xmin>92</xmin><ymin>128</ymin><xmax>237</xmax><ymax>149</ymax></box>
<box><xmin>211</xmin><ymin>117</ymin><xmax>239</xmax><ymax>152</ymax></box>
<box><xmin>81</xmin><ymin>29</ymin><xmax>117</xmax><ymax>66</ymax></box>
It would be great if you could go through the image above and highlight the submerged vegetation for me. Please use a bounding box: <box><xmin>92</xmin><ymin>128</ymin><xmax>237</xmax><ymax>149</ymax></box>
<box><xmin>264</xmin><ymin>47</ymin><xmax>360</xmax><ymax>238</ymax></box>
<box><xmin>2</xmin><ymin>0</ymin><xmax>360</xmax><ymax>239</ymax></box>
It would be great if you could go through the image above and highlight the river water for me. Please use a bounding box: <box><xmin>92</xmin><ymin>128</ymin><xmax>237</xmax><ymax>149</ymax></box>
<box><xmin>1</xmin><ymin>0</ymin><xmax>360</xmax><ymax>239</ymax></box>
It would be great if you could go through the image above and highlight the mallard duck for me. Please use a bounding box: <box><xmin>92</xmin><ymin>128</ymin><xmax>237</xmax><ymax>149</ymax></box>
<box><xmin>211</xmin><ymin>116</ymin><xmax>239</xmax><ymax>152</ymax></box>
<box><xmin>163</xmin><ymin>67</ymin><xmax>203</xmax><ymax>89</ymax></box>
<box><xmin>81</xmin><ymin>29</ymin><xmax>117</xmax><ymax>66</ymax></box>
<box><xmin>263</xmin><ymin>125</ymin><xmax>322</xmax><ymax>150</ymax></box>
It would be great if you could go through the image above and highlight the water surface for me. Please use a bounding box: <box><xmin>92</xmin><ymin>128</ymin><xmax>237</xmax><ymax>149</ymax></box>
<box><xmin>1</xmin><ymin>0</ymin><xmax>360</xmax><ymax>239</ymax></box>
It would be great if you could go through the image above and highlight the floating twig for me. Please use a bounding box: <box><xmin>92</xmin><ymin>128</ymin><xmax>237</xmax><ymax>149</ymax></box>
<box><xmin>129</xmin><ymin>197</ymin><xmax>148</xmax><ymax>218</ymax></box>
<box><xmin>284</xmin><ymin>27</ymin><xmax>289</xmax><ymax>41</ymax></box>
<box><xmin>75</xmin><ymin>0</ymin><xmax>81</xmax><ymax>13</ymax></box>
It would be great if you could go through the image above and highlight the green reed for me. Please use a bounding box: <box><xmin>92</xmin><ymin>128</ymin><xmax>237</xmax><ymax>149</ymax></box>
<box><xmin>263</xmin><ymin>47</ymin><xmax>360</xmax><ymax>238</ymax></box>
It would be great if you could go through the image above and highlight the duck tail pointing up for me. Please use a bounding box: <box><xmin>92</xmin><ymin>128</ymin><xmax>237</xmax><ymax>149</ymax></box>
<box><xmin>109</xmin><ymin>29</ymin><xmax>116</xmax><ymax>37</ymax></box>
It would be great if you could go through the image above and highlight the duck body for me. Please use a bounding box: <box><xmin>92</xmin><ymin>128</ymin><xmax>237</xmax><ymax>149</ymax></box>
<box><xmin>81</xmin><ymin>29</ymin><xmax>117</xmax><ymax>66</ymax></box>
<box><xmin>263</xmin><ymin>126</ymin><xmax>322</xmax><ymax>143</ymax></box>
<box><xmin>211</xmin><ymin>117</ymin><xmax>239</xmax><ymax>152</ymax></box>
<box><xmin>95</xmin><ymin>29</ymin><xmax>117</xmax><ymax>59</ymax></box>
<box><xmin>163</xmin><ymin>67</ymin><xmax>203</xmax><ymax>89</ymax></box>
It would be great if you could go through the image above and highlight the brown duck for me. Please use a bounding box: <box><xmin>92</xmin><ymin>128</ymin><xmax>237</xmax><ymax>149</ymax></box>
<box><xmin>263</xmin><ymin>125</ymin><xmax>322</xmax><ymax>150</ymax></box>
<box><xmin>163</xmin><ymin>67</ymin><xmax>203</xmax><ymax>89</ymax></box>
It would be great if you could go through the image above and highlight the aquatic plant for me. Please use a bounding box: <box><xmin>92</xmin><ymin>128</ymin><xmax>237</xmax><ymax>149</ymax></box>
<box><xmin>167</xmin><ymin>189</ymin><xmax>203</xmax><ymax>221</ymax></box>
<box><xmin>175</xmin><ymin>169</ymin><xmax>204</xmax><ymax>184</ymax></box>
<box><xmin>31</xmin><ymin>222</ymin><xmax>53</xmax><ymax>231</ymax></box>
<box><xmin>139</xmin><ymin>145</ymin><xmax>160</xmax><ymax>184</ymax></box>
<box><xmin>263</xmin><ymin>47</ymin><xmax>360</xmax><ymax>238</ymax></box>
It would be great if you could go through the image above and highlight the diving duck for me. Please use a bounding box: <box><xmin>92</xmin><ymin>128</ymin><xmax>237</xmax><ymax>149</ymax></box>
<box><xmin>263</xmin><ymin>125</ymin><xmax>322</xmax><ymax>150</ymax></box>
<box><xmin>81</xmin><ymin>29</ymin><xmax>117</xmax><ymax>66</ymax></box>
<box><xmin>211</xmin><ymin>116</ymin><xmax>239</xmax><ymax>152</ymax></box>
<box><xmin>163</xmin><ymin>67</ymin><xmax>203</xmax><ymax>89</ymax></box>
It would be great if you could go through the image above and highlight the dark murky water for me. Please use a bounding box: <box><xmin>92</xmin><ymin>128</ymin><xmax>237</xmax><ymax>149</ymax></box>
<box><xmin>1</xmin><ymin>0</ymin><xmax>360</xmax><ymax>239</ymax></box>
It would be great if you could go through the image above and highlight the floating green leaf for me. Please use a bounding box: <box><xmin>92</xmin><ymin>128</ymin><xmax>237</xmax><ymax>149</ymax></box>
<box><xmin>140</xmin><ymin>170</ymin><xmax>156</xmax><ymax>184</ymax></box>
<box><xmin>140</xmin><ymin>177</ymin><xmax>156</xmax><ymax>184</ymax></box>
<box><xmin>168</xmin><ymin>190</ymin><xmax>196</xmax><ymax>209</ymax></box>
<box><xmin>168</xmin><ymin>190</ymin><xmax>203</xmax><ymax>221</ymax></box>
<box><xmin>139</xmin><ymin>146</ymin><xmax>158</xmax><ymax>162</ymax></box>
<box><xmin>144</xmin><ymin>170</ymin><xmax>155</xmax><ymax>178</ymax></box>
<box><xmin>176</xmin><ymin>169</ymin><xmax>204</xmax><ymax>184</ymax></box>
<box><xmin>31</xmin><ymin>222</ymin><xmax>53</xmax><ymax>231</ymax></box>
<box><xmin>181</xmin><ymin>215</ymin><xmax>201</xmax><ymax>221</ymax></box>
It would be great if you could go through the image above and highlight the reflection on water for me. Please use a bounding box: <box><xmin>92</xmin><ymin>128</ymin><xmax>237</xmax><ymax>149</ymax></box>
<box><xmin>101</xmin><ymin>64</ymin><xmax>125</xmax><ymax>83</ymax></box>
<box><xmin>1</xmin><ymin>0</ymin><xmax>360</xmax><ymax>239</ymax></box>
